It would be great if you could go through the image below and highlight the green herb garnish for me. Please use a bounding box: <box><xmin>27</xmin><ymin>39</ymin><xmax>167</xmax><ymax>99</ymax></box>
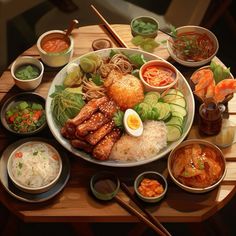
<box><xmin>15</xmin><ymin>65</ymin><xmax>40</xmax><ymax>80</ymax></box>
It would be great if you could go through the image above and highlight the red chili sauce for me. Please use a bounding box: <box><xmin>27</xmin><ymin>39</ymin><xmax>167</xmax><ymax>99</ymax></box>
<box><xmin>41</xmin><ymin>38</ymin><xmax>70</xmax><ymax>53</ymax></box>
<box><xmin>142</xmin><ymin>65</ymin><xmax>175</xmax><ymax>87</ymax></box>
<box><xmin>170</xmin><ymin>32</ymin><xmax>215</xmax><ymax>62</ymax></box>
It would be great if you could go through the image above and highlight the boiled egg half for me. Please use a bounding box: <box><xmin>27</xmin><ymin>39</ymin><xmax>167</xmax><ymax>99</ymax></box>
<box><xmin>124</xmin><ymin>109</ymin><xmax>143</xmax><ymax>137</ymax></box>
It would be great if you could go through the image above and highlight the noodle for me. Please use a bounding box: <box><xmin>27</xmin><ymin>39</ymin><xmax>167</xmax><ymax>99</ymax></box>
<box><xmin>110</xmin><ymin>54</ymin><xmax>133</xmax><ymax>74</ymax></box>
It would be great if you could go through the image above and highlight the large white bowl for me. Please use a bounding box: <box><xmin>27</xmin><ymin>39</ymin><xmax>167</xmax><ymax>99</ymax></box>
<box><xmin>167</xmin><ymin>25</ymin><xmax>219</xmax><ymax>67</ymax></box>
<box><xmin>46</xmin><ymin>48</ymin><xmax>195</xmax><ymax>167</ymax></box>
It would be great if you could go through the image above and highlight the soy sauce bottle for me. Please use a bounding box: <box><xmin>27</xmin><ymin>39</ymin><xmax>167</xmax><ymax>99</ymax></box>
<box><xmin>198</xmin><ymin>99</ymin><xmax>225</xmax><ymax>136</ymax></box>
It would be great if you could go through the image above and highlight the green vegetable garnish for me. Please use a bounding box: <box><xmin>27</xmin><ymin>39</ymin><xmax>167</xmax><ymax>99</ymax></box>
<box><xmin>131</xmin><ymin>36</ymin><xmax>159</xmax><ymax>53</ymax></box>
<box><xmin>198</xmin><ymin>160</ymin><xmax>205</xmax><ymax>170</ymax></box>
<box><xmin>18</xmin><ymin>101</ymin><xmax>29</xmax><ymax>110</ymax></box>
<box><xmin>113</xmin><ymin>110</ymin><xmax>124</xmax><ymax>130</ymax></box>
<box><xmin>91</xmin><ymin>74</ymin><xmax>103</xmax><ymax>86</ymax></box>
<box><xmin>132</xmin><ymin>19</ymin><xmax>157</xmax><ymax>34</ymax></box>
<box><xmin>126</xmin><ymin>53</ymin><xmax>146</xmax><ymax>68</ymax></box>
<box><xmin>19</xmin><ymin>162</ymin><xmax>23</xmax><ymax>169</ymax></box>
<box><xmin>50</xmin><ymin>85</ymin><xmax>85</xmax><ymax>127</ymax></box>
<box><xmin>15</xmin><ymin>65</ymin><xmax>40</xmax><ymax>80</ymax></box>
<box><xmin>210</xmin><ymin>61</ymin><xmax>231</xmax><ymax>84</ymax></box>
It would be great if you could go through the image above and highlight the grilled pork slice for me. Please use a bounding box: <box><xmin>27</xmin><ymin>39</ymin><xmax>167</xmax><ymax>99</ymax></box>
<box><xmin>85</xmin><ymin>120</ymin><xmax>115</xmax><ymax>145</ymax></box>
<box><xmin>92</xmin><ymin>128</ymin><xmax>121</xmax><ymax>161</ymax></box>
<box><xmin>69</xmin><ymin>96</ymin><xmax>108</xmax><ymax>126</ymax></box>
<box><xmin>99</xmin><ymin>100</ymin><xmax>117</xmax><ymax>118</ymax></box>
<box><xmin>61</xmin><ymin>122</ymin><xmax>77</xmax><ymax>139</ymax></box>
<box><xmin>70</xmin><ymin>139</ymin><xmax>93</xmax><ymax>153</ymax></box>
<box><xmin>76</xmin><ymin>112</ymin><xmax>110</xmax><ymax>137</ymax></box>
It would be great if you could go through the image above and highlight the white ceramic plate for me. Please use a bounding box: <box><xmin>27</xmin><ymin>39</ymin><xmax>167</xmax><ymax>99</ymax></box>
<box><xmin>46</xmin><ymin>48</ymin><xmax>195</xmax><ymax>167</ymax></box>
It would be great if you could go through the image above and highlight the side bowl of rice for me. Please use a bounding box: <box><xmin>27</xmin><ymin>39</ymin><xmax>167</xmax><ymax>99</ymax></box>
<box><xmin>7</xmin><ymin>141</ymin><xmax>62</xmax><ymax>194</ymax></box>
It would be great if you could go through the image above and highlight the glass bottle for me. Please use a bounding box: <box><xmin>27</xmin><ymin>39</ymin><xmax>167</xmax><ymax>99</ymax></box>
<box><xmin>198</xmin><ymin>99</ymin><xmax>225</xmax><ymax>136</ymax></box>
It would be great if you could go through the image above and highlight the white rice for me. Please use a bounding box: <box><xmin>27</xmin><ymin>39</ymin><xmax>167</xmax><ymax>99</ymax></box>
<box><xmin>110</xmin><ymin>121</ymin><xmax>167</xmax><ymax>161</ymax></box>
<box><xmin>11</xmin><ymin>142</ymin><xmax>60</xmax><ymax>188</ymax></box>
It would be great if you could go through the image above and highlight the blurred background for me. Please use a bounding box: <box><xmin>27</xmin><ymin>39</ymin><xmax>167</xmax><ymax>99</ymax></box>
<box><xmin>0</xmin><ymin>0</ymin><xmax>236</xmax><ymax>235</ymax></box>
<box><xmin>0</xmin><ymin>0</ymin><xmax>236</xmax><ymax>75</ymax></box>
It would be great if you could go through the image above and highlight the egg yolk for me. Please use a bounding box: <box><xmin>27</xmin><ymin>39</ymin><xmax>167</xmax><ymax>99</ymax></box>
<box><xmin>127</xmin><ymin>114</ymin><xmax>140</xmax><ymax>130</ymax></box>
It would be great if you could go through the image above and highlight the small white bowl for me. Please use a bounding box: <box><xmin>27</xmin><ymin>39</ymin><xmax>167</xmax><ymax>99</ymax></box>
<box><xmin>167</xmin><ymin>25</ymin><xmax>219</xmax><ymax>67</ymax></box>
<box><xmin>37</xmin><ymin>30</ymin><xmax>74</xmax><ymax>67</ymax></box>
<box><xmin>11</xmin><ymin>56</ymin><xmax>44</xmax><ymax>91</ymax></box>
<box><xmin>139</xmin><ymin>60</ymin><xmax>178</xmax><ymax>92</ymax></box>
<box><xmin>7</xmin><ymin>141</ymin><xmax>62</xmax><ymax>194</ymax></box>
<box><xmin>168</xmin><ymin>139</ymin><xmax>226</xmax><ymax>193</ymax></box>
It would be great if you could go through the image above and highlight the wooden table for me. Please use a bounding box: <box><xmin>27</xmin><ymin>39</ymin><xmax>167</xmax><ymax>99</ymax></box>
<box><xmin>0</xmin><ymin>24</ymin><xmax>236</xmax><ymax>225</ymax></box>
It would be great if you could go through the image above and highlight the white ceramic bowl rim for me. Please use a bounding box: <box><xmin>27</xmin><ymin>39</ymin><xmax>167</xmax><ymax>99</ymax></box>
<box><xmin>7</xmin><ymin>141</ymin><xmax>62</xmax><ymax>191</ymax></box>
<box><xmin>37</xmin><ymin>30</ymin><xmax>73</xmax><ymax>55</ymax></box>
<box><xmin>11</xmin><ymin>56</ymin><xmax>44</xmax><ymax>82</ymax></box>
<box><xmin>139</xmin><ymin>59</ymin><xmax>178</xmax><ymax>89</ymax></box>
<box><xmin>168</xmin><ymin>139</ymin><xmax>226</xmax><ymax>191</ymax></box>
<box><xmin>167</xmin><ymin>25</ymin><xmax>219</xmax><ymax>66</ymax></box>
<box><xmin>134</xmin><ymin>171</ymin><xmax>168</xmax><ymax>199</ymax></box>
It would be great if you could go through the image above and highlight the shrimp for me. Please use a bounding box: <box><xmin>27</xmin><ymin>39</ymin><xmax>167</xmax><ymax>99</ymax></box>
<box><xmin>205</xmin><ymin>80</ymin><xmax>215</xmax><ymax>98</ymax></box>
<box><xmin>214</xmin><ymin>79</ymin><xmax>236</xmax><ymax>103</ymax></box>
<box><xmin>191</xmin><ymin>69</ymin><xmax>206</xmax><ymax>84</ymax></box>
<box><xmin>195</xmin><ymin>70</ymin><xmax>214</xmax><ymax>92</ymax></box>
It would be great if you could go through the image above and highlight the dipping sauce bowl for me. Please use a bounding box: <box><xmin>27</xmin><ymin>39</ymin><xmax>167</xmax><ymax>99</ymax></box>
<box><xmin>11</xmin><ymin>56</ymin><xmax>44</xmax><ymax>91</ymax></box>
<box><xmin>37</xmin><ymin>30</ymin><xmax>74</xmax><ymax>67</ymax></box>
<box><xmin>90</xmin><ymin>171</ymin><xmax>120</xmax><ymax>201</ymax></box>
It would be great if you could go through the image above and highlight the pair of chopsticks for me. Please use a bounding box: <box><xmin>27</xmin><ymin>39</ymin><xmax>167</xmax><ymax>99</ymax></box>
<box><xmin>91</xmin><ymin>4</ymin><xmax>128</xmax><ymax>48</ymax></box>
<box><xmin>114</xmin><ymin>183</ymin><xmax>171</xmax><ymax>236</ymax></box>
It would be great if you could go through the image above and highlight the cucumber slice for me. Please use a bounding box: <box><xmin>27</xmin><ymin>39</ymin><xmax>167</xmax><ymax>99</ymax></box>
<box><xmin>166</xmin><ymin>116</ymin><xmax>183</xmax><ymax>126</ymax></box>
<box><xmin>157</xmin><ymin>102</ymin><xmax>171</xmax><ymax>120</ymax></box>
<box><xmin>170</xmin><ymin>104</ymin><xmax>187</xmax><ymax>117</ymax></box>
<box><xmin>171</xmin><ymin>111</ymin><xmax>184</xmax><ymax>121</ymax></box>
<box><xmin>162</xmin><ymin>94</ymin><xmax>186</xmax><ymax>108</ymax></box>
<box><xmin>167</xmin><ymin>125</ymin><xmax>182</xmax><ymax>142</ymax></box>
<box><xmin>144</xmin><ymin>92</ymin><xmax>161</xmax><ymax>105</ymax></box>
<box><xmin>165</xmin><ymin>88</ymin><xmax>184</xmax><ymax>97</ymax></box>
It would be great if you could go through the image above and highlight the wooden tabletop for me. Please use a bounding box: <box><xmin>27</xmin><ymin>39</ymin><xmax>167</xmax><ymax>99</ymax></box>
<box><xmin>0</xmin><ymin>24</ymin><xmax>236</xmax><ymax>223</ymax></box>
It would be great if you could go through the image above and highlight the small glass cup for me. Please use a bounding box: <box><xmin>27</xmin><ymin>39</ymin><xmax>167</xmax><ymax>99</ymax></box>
<box><xmin>213</xmin><ymin>126</ymin><xmax>236</xmax><ymax>148</ymax></box>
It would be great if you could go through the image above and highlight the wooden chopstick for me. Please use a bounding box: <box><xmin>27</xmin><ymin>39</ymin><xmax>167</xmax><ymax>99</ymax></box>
<box><xmin>114</xmin><ymin>195</ymin><xmax>167</xmax><ymax>236</ymax></box>
<box><xmin>91</xmin><ymin>4</ymin><xmax>129</xmax><ymax>48</ymax></box>
<box><xmin>121</xmin><ymin>183</ymin><xmax>171</xmax><ymax>236</ymax></box>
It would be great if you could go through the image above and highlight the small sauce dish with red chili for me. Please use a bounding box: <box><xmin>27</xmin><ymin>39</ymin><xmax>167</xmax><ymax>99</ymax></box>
<box><xmin>37</xmin><ymin>30</ymin><xmax>74</xmax><ymax>67</ymax></box>
<box><xmin>139</xmin><ymin>60</ymin><xmax>178</xmax><ymax>92</ymax></box>
<box><xmin>134</xmin><ymin>171</ymin><xmax>167</xmax><ymax>203</ymax></box>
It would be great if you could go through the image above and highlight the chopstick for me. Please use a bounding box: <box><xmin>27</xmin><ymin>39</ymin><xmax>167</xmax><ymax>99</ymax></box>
<box><xmin>120</xmin><ymin>183</ymin><xmax>172</xmax><ymax>236</ymax></box>
<box><xmin>114</xmin><ymin>195</ymin><xmax>167</xmax><ymax>236</ymax></box>
<box><xmin>91</xmin><ymin>4</ymin><xmax>129</xmax><ymax>48</ymax></box>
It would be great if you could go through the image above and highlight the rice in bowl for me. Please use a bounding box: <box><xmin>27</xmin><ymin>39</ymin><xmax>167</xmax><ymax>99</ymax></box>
<box><xmin>7</xmin><ymin>141</ymin><xmax>62</xmax><ymax>193</ymax></box>
<box><xmin>110</xmin><ymin>121</ymin><xmax>167</xmax><ymax>161</ymax></box>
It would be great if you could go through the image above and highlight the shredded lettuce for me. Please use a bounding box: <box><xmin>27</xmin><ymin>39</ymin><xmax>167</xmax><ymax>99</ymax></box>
<box><xmin>50</xmin><ymin>85</ymin><xmax>85</xmax><ymax>127</ymax></box>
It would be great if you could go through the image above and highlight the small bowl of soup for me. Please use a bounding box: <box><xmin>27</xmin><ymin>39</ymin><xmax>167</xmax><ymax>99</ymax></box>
<box><xmin>37</xmin><ymin>30</ymin><xmax>74</xmax><ymax>67</ymax></box>
<box><xmin>168</xmin><ymin>139</ymin><xmax>226</xmax><ymax>193</ymax></box>
<box><xmin>11</xmin><ymin>56</ymin><xmax>44</xmax><ymax>91</ymax></box>
<box><xmin>167</xmin><ymin>25</ymin><xmax>219</xmax><ymax>67</ymax></box>
<box><xmin>139</xmin><ymin>60</ymin><xmax>178</xmax><ymax>92</ymax></box>
<box><xmin>7</xmin><ymin>141</ymin><xmax>62</xmax><ymax>194</ymax></box>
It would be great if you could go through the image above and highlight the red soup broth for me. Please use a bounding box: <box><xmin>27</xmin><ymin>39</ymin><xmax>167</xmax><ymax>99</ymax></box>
<box><xmin>41</xmin><ymin>37</ymin><xmax>70</xmax><ymax>53</ymax></box>
<box><xmin>142</xmin><ymin>65</ymin><xmax>176</xmax><ymax>87</ymax></box>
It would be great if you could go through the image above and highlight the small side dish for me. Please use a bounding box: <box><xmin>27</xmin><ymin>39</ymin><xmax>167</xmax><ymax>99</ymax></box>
<box><xmin>139</xmin><ymin>60</ymin><xmax>178</xmax><ymax>92</ymax></box>
<box><xmin>1</xmin><ymin>92</ymin><xmax>46</xmax><ymax>135</ymax></box>
<box><xmin>190</xmin><ymin>61</ymin><xmax>235</xmax><ymax>104</ymax></box>
<box><xmin>131</xmin><ymin>16</ymin><xmax>159</xmax><ymax>38</ymax></box>
<box><xmin>167</xmin><ymin>26</ymin><xmax>219</xmax><ymax>67</ymax></box>
<box><xmin>11</xmin><ymin>56</ymin><xmax>44</xmax><ymax>90</ymax></box>
<box><xmin>37</xmin><ymin>30</ymin><xmax>74</xmax><ymax>67</ymax></box>
<box><xmin>7</xmin><ymin>141</ymin><xmax>62</xmax><ymax>193</ymax></box>
<box><xmin>134</xmin><ymin>171</ymin><xmax>167</xmax><ymax>203</ymax></box>
<box><xmin>168</xmin><ymin>139</ymin><xmax>226</xmax><ymax>193</ymax></box>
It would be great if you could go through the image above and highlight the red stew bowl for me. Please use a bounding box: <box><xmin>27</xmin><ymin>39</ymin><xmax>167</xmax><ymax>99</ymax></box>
<box><xmin>139</xmin><ymin>60</ymin><xmax>178</xmax><ymax>92</ymax></box>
